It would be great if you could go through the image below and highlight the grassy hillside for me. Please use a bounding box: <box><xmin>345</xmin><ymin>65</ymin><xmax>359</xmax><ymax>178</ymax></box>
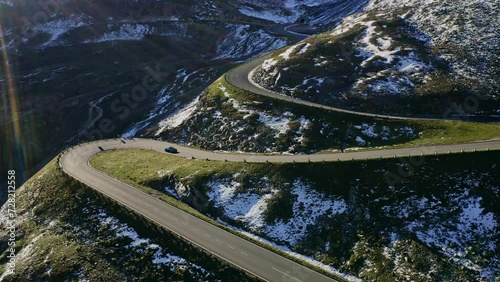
<box><xmin>154</xmin><ymin>76</ymin><xmax>500</xmax><ymax>155</ymax></box>
<box><xmin>91</xmin><ymin>148</ymin><xmax>500</xmax><ymax>281</ymax></box>
<box><xmin>0</xmin><ymin>157</ymin><xmax>257</xmax><ymax>281</ymax></box>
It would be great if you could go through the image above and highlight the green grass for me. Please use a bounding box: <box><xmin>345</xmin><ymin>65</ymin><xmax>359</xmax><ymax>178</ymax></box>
<box><xmin>90</xmin><ymin>148</ymin><xmax>500</xmax><ymax>281</ymax></box>
<box><xmin>218</xmin><ymin>75</ymin><xmax>500</xmax><ymax>148</ymax></box>
<box><xmin>403</xmin><ymin>120</ymin><xmax>500</xmax><ymax>146</ymax></box>
<box><xmin>161</xmin><ymin>64</ymin><xmax>500</xmax><ymax>156</ymax></box>
<box><xmin>0</xmin><ymin>157</ymin><xmax>259</xmax><ymax>282</ymax></box>
<box><xmin>90</xmin><ymin>149</ymin><xmax>349</xmax><ymax>281</ymax></box>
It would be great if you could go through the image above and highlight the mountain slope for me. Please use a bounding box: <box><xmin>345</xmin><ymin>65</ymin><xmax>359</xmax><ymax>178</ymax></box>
<box><xmin>92</xmin><ymin>148</ymin><xmax>500</xmax><ymax>281</ymax></box>
<box><xmin>365</xmin><ymin>0</ymin><xmax>499</xmax><ymax>95</ymax></box>
<box><xmin>0</xmin><ymin>157</ymin><xmax>255</xmax><ymax>281</ymax></box>
<box><xmin>237</xmin><ymin>0</ymin><xmax>369</xmax><ymax>26</ymax></box>
<box><xmin>150</xmin><ymin>74</ymin><xmax>500</xmax><ymax>155</ymax></box>
<box><xmin>0</xmin><ymin>0</ymin><xmax>290</xmax><ymax>192</ymax></box>
<box><xmin>251</xmin><ymin>0</ymin><xmax>500</xmax><ymax>115</ymax></box>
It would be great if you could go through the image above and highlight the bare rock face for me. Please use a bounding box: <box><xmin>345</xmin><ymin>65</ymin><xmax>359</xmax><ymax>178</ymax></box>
<box><xmin>175</xmin><ymin>181</ymin><xmax>210</xmax><ymax>212</ymax></box>
<box><xmin>145</xmin><ymin>174</ymin><xmax>210</xmax><ymax>212</ymax></box>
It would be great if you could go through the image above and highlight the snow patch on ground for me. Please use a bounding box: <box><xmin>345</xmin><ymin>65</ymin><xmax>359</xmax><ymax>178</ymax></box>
<box><xmin>258</xmin><ymin>113</ymin><xmax>292</xmax><ymax>137</ymax></box>
<box><xmin>302</xmin><ymin>77</ymin><xmax>325</xmax><ymax>93</ymax></box>
<box><xmin>265</xmin><ymin>180</ymin><xmax>347</xmax><ymax>245</ymax></box>
<box><xmin>88</xmin><ymin>23</ymin><xmax>155</xmax><ymax>43</ymax></box>
<box><xmin>370</xmin><ymin>75</ymin><xmax>414</xmax><ymax>94</ymax></box>
<box><xmin>215</xmin><ymin>24</ymin><xmax>287</xmax><ymax>60</ymax></box>
<box><xmin>219</xmin><ymin>84</ymin><xmax>248</xmax><ymax>114</ymax></box>
<box><xmin>353</xmin><ymin>123</ymin><xmax>415</xmax><ymax>144</ymax></box>
<box><xmin>207</xmin><ymin>178</ymin><xmax>347</xmax><ymax>246</ymax></box>
<box><xmin>459</xmin><ymin>197</ymin><xmax>496</xmax><ymax>232</ymax></box>
<box><xmin>95</xmin><ymin>210</ymin><xmax>209</xmax><ymax>274</ymax></box>
<box><xmin>207</xmin><ymin>177</ymin><xmax>274</xmax><ymax>228</ymax></box>
<box><xmin>356</xmin><ymin>21</ymin><xmax>399</xmax><ymax>67</ymax></box>
<box><xmin>331</xmin><ymin>13</ymin><xmax>369</xmax><ymax>37</ymax></box>
<box><xmin>261</xmin><ymin>58</ymin><xmax>278</xmax><ymax>71</ymax></box>
<box><xmin>397</xmin><ymin>52</ymin><xmax>431</xmax><ymax>74</ymax></box>
<box><xmin>355</xmin><ymin>136</ymin><xmax>366</xmax><ymax>145</ymax></box>
<box><xmin>279</xmin><ymin>44</ymin><xmax>299</xmax><ymax>60</ymax></box>
<box><xmin>156</xmin><ymin>96</ymin><xmax>199</xmax><ymax>135</ymax></box>
<box><xmin>33</xmin><ymin>15</ymin><xmax>89</xmax><ymax>46</ymax></box>
<box><xmin>238</xmin><ymin>6</ymin><xmax>298</xmax><ymax>23</ymax></box>
<box><xmin>297</xmin><ymin>42</ymin><xmax>311</xmax><ymax>54</ymax></box>
<box><xmin>354</xmin><ymin>123</ymin><xmax>378</xmax><ymax>138</ymax></box>
<box><xmin>294</xmin><ymin>116</ymin><xmax>311</xmax><ymax>143</ymax></box>
<box><xmin>314</xmin><ymin>58</ymin><xmax>329</xmax><ymax>67</ymax></box>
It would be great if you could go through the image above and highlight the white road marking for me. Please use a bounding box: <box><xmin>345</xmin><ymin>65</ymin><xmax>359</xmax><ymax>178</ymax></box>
<box><xmin>227</xmin><ymin>245</ymin><xmax>235</xmax><ymax>249</ymax></box>
<box><xmin>272</xmin><ymin>267</ymin><xmax>303</xmax><ymax>282</ymax></box>
<box><xmin>240</xmin><ymin>252</ymin><xmax>248</xmax><ymax>256</ymax></box>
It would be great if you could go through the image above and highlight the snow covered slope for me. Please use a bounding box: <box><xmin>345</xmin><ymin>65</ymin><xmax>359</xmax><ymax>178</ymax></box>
<box><xmin>117</xmin><ymin>150</ymin><xmax>500</xmax><ymax>281</ymax></box>
<box><xmin>251</xmin><ymin>1</ymin><xmax>500</xmax><ymax>115</ymax></box>
<box><xmin>154</xmin><ymin>78</ymin><xmax>426</xmax><ymax>154</ymax></box>
<box><xmin>214</xmin><ymin>24</ymin><xmax>288</xmax><ymax>60</ymax></box>
<box><xmin>365</xmin><ymin>0</ymin><xmax>499</xmax><ymax>94</ymax></box>
<box><xmin>238</xmin><ymin>0</ymin><xmax>368</xmax><ymax>25</ymax></box>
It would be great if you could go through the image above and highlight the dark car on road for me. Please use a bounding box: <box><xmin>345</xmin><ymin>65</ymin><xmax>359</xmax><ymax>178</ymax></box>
<box><xmin>165</xmin><ymin>147</ymin><xmax>178</xmax><ymax>154</ymax></box>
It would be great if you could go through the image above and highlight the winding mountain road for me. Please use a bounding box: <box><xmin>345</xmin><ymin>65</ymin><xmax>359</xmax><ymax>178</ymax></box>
<box><xmin>225</xmin><ymin>31</ymin><xmax>500</xmax><ymax>123</ymax></box>
<box><xmin>61</xmin><ymin>138</ymin><xmax>341</xmax><ymax>282</ymax></box>
<box><xmin>59</xmin><ymin>24</ymin><xmax>500</xmax><ymax>282</ymax></box>
<box><xmin>265</xmin><ymin>24</ymin><xmax>312</xmax><ymax>41</ymax></box>
<box><xmin>61</xmin><ymin>138</ymin><xmax>500</xmax><ymax>282</ymax></box>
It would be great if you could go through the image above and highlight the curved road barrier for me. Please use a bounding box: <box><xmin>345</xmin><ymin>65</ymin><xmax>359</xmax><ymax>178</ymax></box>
<box><xmin>61</xmin><ymin>138</ymin><xmax>500</xmax><ymax>282</ymax></box>
<box><xmin>61</xmin><ymin>139</ymin><xmax>342</xmax><ymax>282</ymax></box>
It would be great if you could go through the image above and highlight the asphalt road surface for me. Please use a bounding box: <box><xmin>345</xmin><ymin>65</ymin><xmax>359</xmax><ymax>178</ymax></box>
<box><xmin>61</xmin><ymin>139</ymin><xmax>342</xmax><ymax>282</ymax></box>
<box><xmin>61</xmin><ymin>138</ymin><xmax>500</xmax><ymax>282</ymax></box>
<box><xmin>225</xmin><ymin>40</ymin><xmax>500</xmax><ymax>123</ymax></box>
<box><xmin>59</xmin><ymin>23</ymin><xmax>500</xmax><ymax>282</ymax></box>
<box><xmin>265</xmin><ymin>24</ymin><xmax>311</xmax><ymax>41</ymax></box>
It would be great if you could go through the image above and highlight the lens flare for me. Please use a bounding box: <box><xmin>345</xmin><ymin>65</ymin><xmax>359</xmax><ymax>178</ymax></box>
<box><xmin>1</xmin><ymin>23</ymin><xmax>25</xmax><ymax>174</ymax></box>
